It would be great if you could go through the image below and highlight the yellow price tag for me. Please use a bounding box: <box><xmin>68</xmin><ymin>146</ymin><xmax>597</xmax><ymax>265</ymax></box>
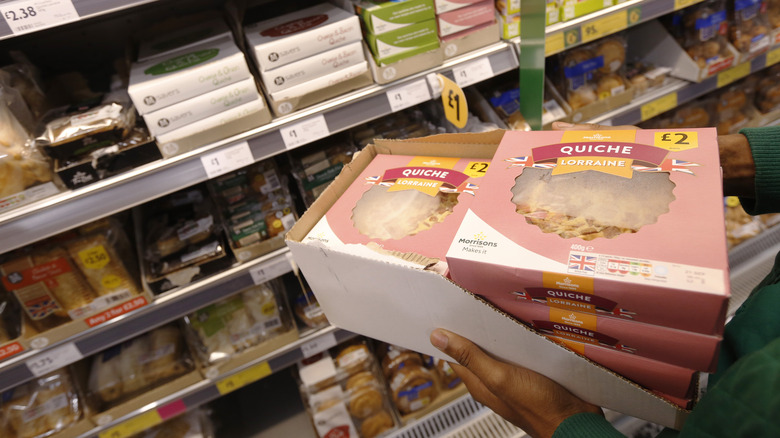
<box><xmin>99</xmin><ymin>410</ymin><xmax>162</xmax><ymax>438</ymax></box>
<box><xmin>725</xmin><ymin>196</ymin><xmax>741</xmax><ymax>207</ymax></box>
<box><xmin>674</xmin><ymin>0</ymin><xmax>701</xmax><ymax>10</ymax></box>
<box><xmin>640</xmin><ymin>93</ymin><xmax>677</xmax><ymax>121</ymax></box>
<box><xmin>546</xmin><ymin>32</ymin><xmax>565</xmax><ymax>57</ymax></box>
<box><xmin>653</xmin><ymin>131</ymin><xmax>699</xmax><ymax>151</ymax></box>
<box><xmin>581</xmin><ymin>10</ymin><xmax>627</xmax><ymax>43</ymax></box>
<box><xmin>216</xmin><ymin>361</ymin><xmax>272</xmax><ymax>395</ymax></box>
<box><xmin>766</xmin><ymin>47</ymin><xmax>780</xmax><ymax>67</ymax></box>
<box><xmin>464</xmin><ymin>161</ymin><xmax>490</xmax><ymax>178</ymax></box>
<box><xmin>79</xmin><ymin>245</ymin><xmax>110</xmax><ymax>270</ymax></box>
<box><xmin>437</xmin><ymin>74</ymin><xmax>468</xmax><ymax>129</ymax></box>
<box><xmin>716</xmin><ymin>62</ymin><xmax>751</xmax><ymax>88</ymax></box>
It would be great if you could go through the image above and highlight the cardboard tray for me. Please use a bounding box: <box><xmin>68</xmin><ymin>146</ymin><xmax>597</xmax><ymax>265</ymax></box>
<box><xmin>286</xmin><ymin>130</ymin><xmax>691</xmax><ymax>429</ymax></box>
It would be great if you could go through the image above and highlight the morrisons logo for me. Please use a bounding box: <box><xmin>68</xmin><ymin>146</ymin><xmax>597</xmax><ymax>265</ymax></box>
<box><xmin>458</xmin><ymin>238</ymin><xmax>497</xmax><ymax>247</ymax></box>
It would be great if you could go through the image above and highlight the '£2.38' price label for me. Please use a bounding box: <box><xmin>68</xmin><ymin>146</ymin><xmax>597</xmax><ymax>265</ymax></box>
<box><xmin>1</xmin><ymin>0</ymin><xmax>79</xmax><ymax>36</ymax></box>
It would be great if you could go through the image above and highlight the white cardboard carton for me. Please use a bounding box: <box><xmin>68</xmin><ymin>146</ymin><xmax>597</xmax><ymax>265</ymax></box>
<box><xmin>136</xmin><ymin>17</ymin><xmax>231</xmax><ymax>62</ymax></box>
<box><xmin>259</xmin><ymin>41</ymin><xmax>366</xmax><ymax>93</ymax></box>
<box><xmin>129</xmin><ymin>36</ymin><xmax>251</xmax><ymax>115</ymax></box>
<box><xmin>143</xmin><ymin>77</ymin><xmax>260</xmax><ymax>137</ymax></box>
<box><xmin>244</xmin><ymin>3</ymin><xmax>362</xmax><ymax>72</ymax></box>
<box><xmin>286</xmin><ymin>131</ymin><xmax>690</xmax><ymax>429</ymax></box>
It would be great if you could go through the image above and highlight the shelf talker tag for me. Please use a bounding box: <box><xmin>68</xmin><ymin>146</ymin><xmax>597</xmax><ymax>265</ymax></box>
<box><xmin>437</xmin><ymin>74</ymin><xmax>468</xmax><ymax>129</ymax></box>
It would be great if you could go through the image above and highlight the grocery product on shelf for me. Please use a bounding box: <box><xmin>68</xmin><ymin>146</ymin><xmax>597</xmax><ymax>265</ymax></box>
<box><xmin>0</xmin><ymin>217</ymin><xmax>144</xmax><ymax>332</ymax></box>
<box><xmin>0</xmin><ymin>368</ymin><xmax>83</xmax><ymax>438</ymax></box>
<box><xmin>136</xmin><ymin>16</ymin><xmax>232</xmax><ymax>63</ymax></box>
<box><xmin>87</xmin><ymin>324</ymin><xmax>194</xmax><ymax>410</ymax></box>
<box><xmin>135</xmin><ymin>186</ymin><xmax>233</xmax><ymax>294</ymax></box>
<box><xmin>182</xmin><ymin>279</ymin><xmax>296</xmax><ymax>368</ymax></box>
<box><xmin>208</xmin><ymin>159</ymin><xmax>298</xmax><ymax>263</ymax></box>
<box><xmin>623</xmin><ymin>61</ymin><xmax>671</xmax><ymax>96</ymax></box>
<box><xmin>755</xmin><ymin>64</ymin><xmax>780</xmax><ymax>113</ymax></box>
<box><xmin>350</xmin><ymin>108</ymin><xmax>442</xmax><ymax>148</ymax></box>
<box><xmin>666</xmin><ymin>0</ymin><xmax>736</xmax><ymax>72</ymax></box>
<box><xmin>289</xmin><ymin>139</ymin><xmax>360</xmax><ymax>207</ymax></box>
<box><xmin>714</xmin><ymin>81</ymin><xmax>754</xmax><ymax>134</ymax></box>
<box><xmin>436</xmin><ymin>0</ymin><xmax>495</xmax><ymax>38</ymax></box>
<box><xmin>297</xmin><ymin>340</ymin><xmax>399</xmax><ymax>438</ymax></box>
<box><xmin>294</xmin><ymin>289</ymin><xmax>329</xmax><ymax>330</ymax></box>
<box><xmin>728</xmin><ymin>0</ymin><xmax>771</xmax><ymax>59</ymax></box>
<box><xmin>365</xmin><ymin>20</ymin><xmax>440</xmax><ymax>65</ymax></box>
<box><xmin>242</xmin><ymin>2</ymin><xmax>371</xmax><ymax>116</ymax></box>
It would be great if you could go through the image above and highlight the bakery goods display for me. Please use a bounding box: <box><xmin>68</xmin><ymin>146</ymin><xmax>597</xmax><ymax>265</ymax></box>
<box><xmin>727</xmin><ymin>0</ymin><xmax>770</xmax><ymax>56</ymax></box>
<box><xmin>87</xmin><ymin>324</ymin><xmax>193</xmax><ymax>409</ymax></box>
<box><xmin>0</xmin><ymin>368</ymin><xmax>82</xmax><ymax>438</ymax></box>
<box><xmin>666</xmin><ymin>0</ymin><xmax>734</xmax><ymax>71</ymax></box>
<box><xmin>297</xmin><ymin>340</ymin><xmax>398</xmax><ymax>438</ymax></box>
<box><xmin>182</xmin><ymin>280</ymin><xmax>293</xmax><ymax>366</ymax></box>
<box><xmin>289</xmin><ymin>139</ymin><xmax>359</xmax><ymax>208</ymax></box>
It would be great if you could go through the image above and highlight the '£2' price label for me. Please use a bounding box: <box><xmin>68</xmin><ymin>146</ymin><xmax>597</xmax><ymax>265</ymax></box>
<box><xmin>653</xmin><ymin>131</ymin><xmax>699</xmax><ymax>151</ymax></box>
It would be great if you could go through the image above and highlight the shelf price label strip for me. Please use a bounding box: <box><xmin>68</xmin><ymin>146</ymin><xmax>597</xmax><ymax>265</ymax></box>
<box><xmin>716</xmin><ymin>62</ymin><xmax>751</xmax><ymax>88</ymax></box>
<box><xmin>1</xmin><ymin>0</ymin><xmax>78</xmax><ymax>36</ymax></box>
<box><xmin>640</xmin><ymin>92</ymin><xmax>678</xmax><ymax>122</ymax></box>
<box><xmin>766</xmin><ymin>47</ymin><xmax>780</xmax><ymax>67</ymax></box>
<box><xmin>98</xmin><ymin>400</ymin><xmax>187</xmax><ymax>438</ymax></box>
<box><xmin>216</xmin><ymin>361</ymin><xmax>272</xmax><ymax>396</ymax></box>
<box><xmin>545</xmin><ymin>8</ymin><xmax>639</xmax><ymax>56</ymax></box>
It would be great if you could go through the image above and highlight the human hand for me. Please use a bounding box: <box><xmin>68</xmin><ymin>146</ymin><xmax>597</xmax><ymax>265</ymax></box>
<box><xmin>551</xmin><ymin>121</ymin><xmax>755</xmax><ymax>198</ymax></box>
<box><xmin>430</xmin><ymin>329</ymin><xmax>603</xmax><ymax>438</ymax></box>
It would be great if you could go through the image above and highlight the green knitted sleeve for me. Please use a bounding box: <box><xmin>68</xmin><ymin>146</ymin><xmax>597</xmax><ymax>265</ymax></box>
<box><xmin>552</xmin><ymin>412</ymin><xmax>627</xmax><ymax>438</ymax></box>
<box><xmin>738</xmin><ymin>126</ymin><xmax>780</xmax><ymax>215</ymax></box>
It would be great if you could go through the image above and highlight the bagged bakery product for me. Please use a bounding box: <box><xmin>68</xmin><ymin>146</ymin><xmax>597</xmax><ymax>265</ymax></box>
<box><xmin>88</xmin><ymin>324</ymin><xmax>193</xmax><ymax>408</ymax></box>
<box><xmin>0</xmin><ymin>368</ymin><xmax>82</xmax><ymax>438</ymax></box>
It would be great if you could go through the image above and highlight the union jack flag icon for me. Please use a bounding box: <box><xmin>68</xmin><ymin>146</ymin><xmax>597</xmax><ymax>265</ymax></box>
<box><xmin>505</xmin><ymin>156</ymin><xmax>534</xmax><ymax>168</ymax></box>
<box><xmin>569</xmin><ymin>254</ymin><xmax>597</xmax><ymax>273</ymax></box>
<box><xmin>29</xmin><ymin>299</ymin><xmax>60</xmax><ymax>319</ymax></box>
<box><xmin>512</xmin><ymin>291</ymin><xmax>546</xmax><ymax>304</ymax></box>
<box><xmin>633</xmin><ymin>159</ymin><xmax>700</xmax><ymax>175</ymax></box>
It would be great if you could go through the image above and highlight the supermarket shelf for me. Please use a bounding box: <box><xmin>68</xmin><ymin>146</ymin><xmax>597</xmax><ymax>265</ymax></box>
<box><xmin>0</xmin><ymin>41</ymin><xmax>518</xmax><ymax>254</ymax></box>
<box><xmin>0</xmin><ymin>247</ymin><xmax>295</xmax><ymax>393</ymax></box>
<box><xmin>0</xmin><ymin>0</ymin><xmax>159</xmax><ymax>40</ymax></box>
<box><xmin>589</xmin><ymin>49</ymin><xmax>780</xmax><ymax>126</ymax></box>
<box><xmin>84</xmin><ymin>325</ymin><xmax>358</xmax><ymax>438</ymax></box>
<box><xmin>543</xmin><ymin>0</ymin><xmax>703</xmax><ymax>57</ymax></box>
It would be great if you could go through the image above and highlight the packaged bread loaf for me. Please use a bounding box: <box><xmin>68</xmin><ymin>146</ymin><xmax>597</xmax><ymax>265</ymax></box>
<box><xmin>0</xmin><ymin>368</ymin><xmax>82</xmax><ymax>438</ymax></box>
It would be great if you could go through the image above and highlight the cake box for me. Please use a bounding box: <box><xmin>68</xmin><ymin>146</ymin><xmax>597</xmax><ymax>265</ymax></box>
<box><xmin>446</xmin><ymin>129</ymin><xmax>730</xmax><ymax>335</ymax></box>
<box><xmin>303</xmin><ymin>154</ymin><xmax>492</xmax><ymax>263</ymax></box>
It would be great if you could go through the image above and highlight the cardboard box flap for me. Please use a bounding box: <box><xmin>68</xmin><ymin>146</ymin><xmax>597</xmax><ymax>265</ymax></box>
<box><xmin>286</xmin><ymin>239</ymin><xmax>689</xmax><ymax>429</ymax></box>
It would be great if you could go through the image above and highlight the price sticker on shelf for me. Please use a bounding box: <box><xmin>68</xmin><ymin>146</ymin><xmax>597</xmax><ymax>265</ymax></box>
<box><xmin>640</xmin><ymin>92</ymin><xmax>678</xmax><ymax>121</ymax></box>
<box><xmin>674</xmin><ymin>0</ymin><xmax>701</xmax><ymax>10</ymax></box>
<box><xmin>581</xmin><ymin>10</ymin><xmax>628</xmax><ymax>44</ymax></box>
<box><xmin>25</xmin><ymin>342</ymin><xmax>82</xmax><ymax>377</ymax></box>
<box><xmin>766</xmin><ymin>47</ymin><xmax>780</xmax><ymax>67</ymax></box>
<box><xmin>386</xmin><ymin>79</ymin><xmax>431</xmax><ymax>113</ymax></box>
<box><xmin>716</xmin><ymin>62</ymin><xmax>751</xmax><ymax>88</ymax></box>
<box><xmin>452</xmin><ymin>57</ymin><xmax>494</xmax><ymax>88</ymax></box>
<box><xmin>216</xmin><ymin>361</ymin><xmax>272</xmax><ymax>395</ymax></box>
<box><xmin>200</xmin><ymin>142</ymin><xmax>254</xmax><ymax>179</ymax></box>
<box><xmin>301</xmin><ymin>332</ymin><xmax>338</xmax><ymax>359</ymax></box>
<box><xmin>99</xmin><ymin>409</ymin><xmax>163</xmax><ymax>438</ymax></box>
<box><xmin>280</xmin><ymin>115</ymin><xmax>330</xmax><ymax>149</ymax></box>
<box><xmin>249</xmin><ymin>257</ymin><xmax>293</xmax><ymax>285</ymax></box>
<box><xmin>545</xmin><ymin>32</ymin><xmax>565</xmax><ymax>57</ymax></box>
<box><xmin>437</xmin><ymin>74</ymin><xmax>468</xmax><ymax>129</ymax></box>
<box><xmin>0</xmin><ymin>342</ymin><xmax>23</xmax><ymax>361</ymax></box>
<box><xmin>1</xmin><ymin>0</ymin><xmax>79</xmax><ymax>36</ymax></box>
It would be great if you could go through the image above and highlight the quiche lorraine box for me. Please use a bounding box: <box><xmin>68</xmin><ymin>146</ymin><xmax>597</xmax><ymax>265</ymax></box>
<box><xmin>489</xmin><ymin>294</ymin><xmax>720</xmax><ymax>372</ymax></box>
<box><xmin>447</xmin><ymin>129</ymin><xmax>730</xmax><ymax>336</ymax></box>
<box><xmin>301</xmin><ymin>152</ymin><xmax>492</xmax><ymax>263</ymax></box>
<box><xmin>287</xmin><ymin>131</ymin><xmax>695</xmax><ymax>429</ymax></box>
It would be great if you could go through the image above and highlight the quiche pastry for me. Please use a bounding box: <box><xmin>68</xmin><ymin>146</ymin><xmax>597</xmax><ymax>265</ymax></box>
<box><xmin>512</xmin><ymin>167</ymin><xmax>676</xmax><ymax>240</ymax></box>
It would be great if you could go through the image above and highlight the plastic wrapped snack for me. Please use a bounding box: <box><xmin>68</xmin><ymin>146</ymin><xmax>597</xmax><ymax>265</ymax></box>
<box><xmin>35</xmin><ymin>100</ymin><xmax>135</xmax><ymax>161</ymax></box>
<box><xmin>511</xmin><ymin>167</ymin><xmax>676</xmax><ymax>240</ymax></box>
<box><xmin>728</xmin><ymin>0</ymin><xmax>770</xmax><ymax>55</ymax></box>
<box><xmin>298</xmin><ymin>340</ymin><xmax>398</xmax><ymax>438</ymax></box>
<box><xmin>183</xmin><ymin>280</ymin><xmax>290</xmax><ymax>365</ymax></box>
<box><xmin>0</xmin><ymin>368</ymin><xmax>82</xmax><ymax>438</ymax></box>
<box><xmin>88</xmin><ymin>324</ymin><xmax>193</xmax><ymax>408</ymax></box>
<box><xmin>670</xmin><ymin>0</ymin><xmax>733</xmax><ymax>70</ymax></box>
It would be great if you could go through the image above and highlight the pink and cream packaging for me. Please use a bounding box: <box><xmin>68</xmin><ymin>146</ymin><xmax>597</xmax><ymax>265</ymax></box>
<box><xmin>446</xmin><ymin>129</ymin><xmax>730</xmax><ymax>336</ymax></box>
<box><xmin>436</xmin><ymin>0</ymin><xmax>495</xmax><ymax>37</ymax></box>
<box><xmin>303</xmin><ymin>154</ymin><xmax>491</xmax><ymax>262</ymax></box>
<box><xmin>489</xmin><ymin>295</ymin><xmax>721</xmax><ymax>372</ymax></box>
<box><xmin>244</xmin><ymin>3</ymin><xmax>363</xmax><ymax>72</ymax></box>
<box><xmin>434</xmin><ymin>0</ymin><xmax>486</xmax><ymax>13</ymax></box>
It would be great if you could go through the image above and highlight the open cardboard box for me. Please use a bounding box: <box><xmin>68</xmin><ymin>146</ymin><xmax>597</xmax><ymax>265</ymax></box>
<box><xmin>286</xmin><ymin>130</ymin><xmax>691</xmax><ymax>429</ymax></box>
<box><xmin>627</xmin><ymin>20</ymin><xmax>739</xmax><ymax>83</ymax></box>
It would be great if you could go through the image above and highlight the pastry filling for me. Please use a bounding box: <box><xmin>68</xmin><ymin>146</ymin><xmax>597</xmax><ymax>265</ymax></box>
<box><xmin>511</xmin><ymin>167</ymin><xmax>675</xmax><ymax>240</ymax></box>
<box><xmin>352</xmin><ymin>185</ymin><xmax>459</xmax><ymax>240</ymax></box>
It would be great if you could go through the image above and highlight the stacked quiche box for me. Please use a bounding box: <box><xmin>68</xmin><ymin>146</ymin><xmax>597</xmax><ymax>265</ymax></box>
<box><xmin>287</xmin><ymin>128</ymin><xmax>729</xmax><ymax>423</ymax></box>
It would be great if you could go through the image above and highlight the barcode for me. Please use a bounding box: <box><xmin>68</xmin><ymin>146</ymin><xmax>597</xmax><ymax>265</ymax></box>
<box><xmin>264</xmin><ymin>318</ymin><xmax>282</xmax><ymax>330</ymax></box>
<box><xmin>107</xmin><ymin>290</ymin><xmax>132</xmax><ymax>303</ymax></box>
<box><xmin>264</xmin><ymin>170</ymin><xmax>281</xmax><ymax>191</ymax></box>
<box><xmin>17</xmin><ymin>24</ymin><xmax>37</xmax><ymax>32</ymax></box>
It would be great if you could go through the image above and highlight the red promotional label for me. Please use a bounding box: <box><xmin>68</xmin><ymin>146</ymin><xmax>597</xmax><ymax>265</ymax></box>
<box><xmin>0</xmin><ymin>342</ymin><xmax>23</xmax><ymax>361</ymax></box>
<box><xmin>2</xmin><ymin>258</ymin><xmax>72</xmax><ymax>291</ymax></box>
<box><xmin>260</xmin><ymin>15</ymin><xmax>328</xmax><ymax>37</ymax></box>
<box><xmin>324</xmin><ymin>426</ymin><xmax>350</xmax><ymax>438</ymax></box>
<box><xmin>531</xmin><ymin>142</ymin><xmax>668</xmax><ymax>165</ymax></box>
<box><xmin>85</xmin><ymin>296</ymin><xmax>148</xmax><ymax>327</ymax></box>
<box><xmin>707</xmin><ymin>56</ymin><xmax>735</xmax><ymax>75</ymax></box>
<box><xmin>381</xmin><ymin>167</ymin><xmax>469</xmax><ymax>188</ymax></box>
